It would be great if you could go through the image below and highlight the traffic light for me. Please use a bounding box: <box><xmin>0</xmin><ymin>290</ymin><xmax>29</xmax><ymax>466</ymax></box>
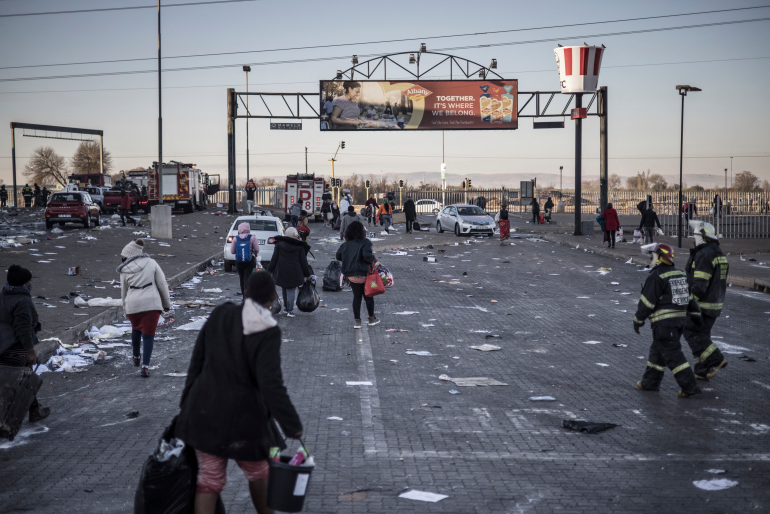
<box><xmin>462</xmin><ymin>180</ymin><xmax>466</xmax><ymax>189</ymax></box>
<box><xmin>341</xmin><ymin>141</ymin><xmax>346</xmax><ymax>149</ymax></box>
<box><xmin>467</xmin><ymin>179</ymin><xmax>472</xmax><ymax>188</ymax></box>
<box><xmin>365</xmin><ymin>179</ymin><xmax>370</xmax><ymax>188</ymax></box>
<box><xmin>398</xmin><ymin>179</ymin><xmax>404</xmax><ymax>188</ymax></box>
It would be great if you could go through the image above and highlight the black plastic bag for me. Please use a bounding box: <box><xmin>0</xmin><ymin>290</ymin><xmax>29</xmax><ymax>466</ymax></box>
<box><xmin>413</xmin><ymin>221</ymin><xmax>421</xmax><ymax>231</ymax></box>
<box><xmin>134</xmin><ymin>417</ymin><xmax>197</xmax><ymax>514</ymax></box>
<box><xmin>561</xmin><ymin>419</ymin><xmax>619</xmax><ymax>434</ymax></box>
<box><xmin>270</xmin><ymin>293</ymin><xmax>283</xmax><ymax>315</ymax></box>
<box><xmin>296</xmin><ymin>281</ymin><xmax>320</xmax><ymax>313</ymax></box>
<box><xmin>322</xmin><ymin>261</ymin><xmax>342</xmax><ymax>292</ymax></box>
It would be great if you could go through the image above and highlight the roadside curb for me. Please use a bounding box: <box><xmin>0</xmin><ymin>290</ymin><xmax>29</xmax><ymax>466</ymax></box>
<box><xmin>538</xmin><ymin>233</ymin><xmax>763</xmax><ymax>291</ymax></box>
<box><xmin>34</xmin><ymin>250</ymin><xmax>224</xmax><ymax>362</ymax></box>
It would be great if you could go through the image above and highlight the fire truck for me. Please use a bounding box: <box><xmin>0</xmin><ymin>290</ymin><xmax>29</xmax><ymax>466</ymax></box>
<box><xmin>147</xmin><ymin>161</ymin><xmax>204</xmax><ymax>214</ymax></box>
<box><xmin>284</xmin><ymin>174</ymin><xmax>327</xmax><ymax>221</ymax></box>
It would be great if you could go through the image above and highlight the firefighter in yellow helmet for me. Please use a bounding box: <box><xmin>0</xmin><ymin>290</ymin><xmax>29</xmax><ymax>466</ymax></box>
<box><xmin>633</xmin><ymin>243</ymin><xmax>702</xmax><ymax>398</ymax></box>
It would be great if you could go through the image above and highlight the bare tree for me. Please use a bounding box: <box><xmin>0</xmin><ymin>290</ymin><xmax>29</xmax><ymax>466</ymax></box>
<box><xmin>733</xmin><ymin>171</ymin><xmax>760</xmax><ymax>192</ymax></box>
<box><xmin>23</xmin><ymin>146</ymin><xmax>68</xmax><ymax>186</ymax></box>
<box><xmin>609</xmin><ymin>173</ymin><xmax>622</xmax><ymax>189</ymax></box>
<box><xmin>71</xmin><ymin>141</ymin><xmax>113</xmax><ymax>175</ymax></box>
<box><xmin>762</xmin><ymin>179</ymin><xmax>770</xmax><ymax>191</ymax></box>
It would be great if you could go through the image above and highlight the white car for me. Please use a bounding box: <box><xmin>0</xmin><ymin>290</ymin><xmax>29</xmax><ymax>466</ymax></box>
<box><xmin>223</xmin><ymin>213</ymin><xmax>285</xmax><ymax>272</ymax></box>
<box><xmin>436</xmin><ymin>204</ymin><xmax>496</xmax><ymax>237</ymax></box>
<box><xmin>415</xmin><ymin>199</ymin><xmax>443</xmax><ymax>214</ymax></box>
<box><xmin>82</xmin><ymin>186</ymin><xmax>111</xmax><ymax>212</ymax></box>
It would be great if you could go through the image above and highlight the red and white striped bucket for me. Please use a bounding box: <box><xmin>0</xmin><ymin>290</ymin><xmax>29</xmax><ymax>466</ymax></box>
<box><xmin>554</xmin><ymin>46</ymin><xmax>604</xmax><ymax>93</ymax></box>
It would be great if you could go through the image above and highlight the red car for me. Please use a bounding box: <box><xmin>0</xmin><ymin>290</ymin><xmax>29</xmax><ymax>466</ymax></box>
<box><xmin>45</xmin><ymin>191</ymin><xmax>101</xmax><ymax>229</ymax></box>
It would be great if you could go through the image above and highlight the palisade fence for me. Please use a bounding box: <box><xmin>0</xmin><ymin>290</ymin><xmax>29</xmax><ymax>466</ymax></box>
<box><xmin>206</xmin><ymin>188</ymin><xmax>769</xmax><ymax>238</ymax></box>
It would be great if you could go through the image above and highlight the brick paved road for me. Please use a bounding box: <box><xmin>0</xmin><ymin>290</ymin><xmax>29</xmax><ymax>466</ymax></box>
<box><xmin>1</xmin><ymin>226</ymin><xmax>768</xmax><ymax>513</ymax></box>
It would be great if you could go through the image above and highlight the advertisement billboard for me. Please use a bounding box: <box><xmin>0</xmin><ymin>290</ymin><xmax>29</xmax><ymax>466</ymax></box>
<box><xmin>320</xmin><ymin>79</ymin><xmax>517</xmax><ymax>131</ymax></box>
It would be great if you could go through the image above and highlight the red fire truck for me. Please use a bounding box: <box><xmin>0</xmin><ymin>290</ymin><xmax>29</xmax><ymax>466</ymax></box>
<box><xmin>284</xmin><ymin>173</ymin><xmax>326</xmax><ymax>221</ymax></box>
<box><xmin>147</xmin><ymin>161</ymin><xmax>204</xmax><ymax>214</ymax></box>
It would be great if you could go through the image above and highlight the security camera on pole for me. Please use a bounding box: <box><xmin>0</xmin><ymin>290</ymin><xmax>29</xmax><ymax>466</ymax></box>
<box><xmin>554</xmin><ymin>44</ymin><xmax>605</xmax><ymax>236</ymax></box>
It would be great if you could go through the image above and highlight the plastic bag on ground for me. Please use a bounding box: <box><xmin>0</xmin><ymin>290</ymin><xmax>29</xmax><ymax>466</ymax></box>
<box><xmin>561</xmin><ymin>420</ymin><xmax>618</xmax><ymax>434</ymax></box>
<box><xmin>322</xmin><ymin>261</ymin><xmax>342</xmax><ymax>292</ymax></box>
<box><xmin>270</xmin><ymin>294</ymin><xmax>283</xmax><ymax>315</ymax></box>
<box><xmin>296</xmin><ymin>281</ymin><xmax>320</xmax><ymax>313</ymax></box>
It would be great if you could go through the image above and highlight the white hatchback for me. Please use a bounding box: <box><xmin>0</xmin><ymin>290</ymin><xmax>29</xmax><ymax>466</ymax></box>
<box><xmin>223</xmin><ymin>214</ymin><xmax>285</xmax><ymax>272</ymax></box>
<box><xmin>415</xmin><ymin>199</ymin><xmax>443</xmax><ymax>214</ymax></box>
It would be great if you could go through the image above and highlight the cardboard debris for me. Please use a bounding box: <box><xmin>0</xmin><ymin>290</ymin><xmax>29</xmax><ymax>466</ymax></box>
<box><xmin>449</xmin><ymin>377</ymin><xmax>508</xmax><ymax>387</ymax></box>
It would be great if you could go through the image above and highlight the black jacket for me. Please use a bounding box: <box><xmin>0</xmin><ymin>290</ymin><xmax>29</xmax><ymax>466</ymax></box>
<box><xmin>403</xmin><ymin>199</ymin><xmax>416</xmax><ymax>221</ymax></box>
<box><xmin>336</xmin><ymin>238</ymin><xmax>374</xmax><ymax>278</ymax></box>
<box><xmin>685</xmin><ymin>240</ymin><xmax>728</xmax><ymax>317</ymax></box>
<box><xmin>544</xmin><ymin>199</ymin><xmax>554</xmax><ymax>211</ymax></box>
<box><xmin>0</xmin><ymin>188</ymin><xmax>7</xmax><ymax>200</ymax></box>
<box><xmin>531</xmin><ymin>200</ymin><xmax>540</xmax><ymax>214</ymax></box>
<box><xmin>633</xmin><ymin>264</ymin><xmax>699</xmax><ymax>327</ymax></box>
<box><xmin>267</xmin><ymin>236</ymin><xmax>311</xmax><ymax>288</ymax></box>
<box><xmin>0</xmin><ymin>285</ymin><xmax>40</xmax><ymax>355</ymax></box>
<box><xmin>176</xmin><ymin>303</ymin><xmax>302</xmax><ymax>461</ymax></box>
<box><xmin>639</xmin><ymin>209</ymin><xmax>661</xmax><ymax>229</ymax></box>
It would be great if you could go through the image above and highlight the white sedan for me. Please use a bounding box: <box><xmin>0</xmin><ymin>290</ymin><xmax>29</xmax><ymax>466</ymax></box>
<box><xmin>436</xmin><ymin>204</ymin><xmax>496</xmax><ymax>237</ymax></box>
<box><xmin>223</xmin><ymin>213</ymin><xmax>284</xmax><ymax>272</ymax></box>
<box><xmin>414</xmin><ymin>199</ymin><xmax>443</xmax><ymax>214</ymax></box>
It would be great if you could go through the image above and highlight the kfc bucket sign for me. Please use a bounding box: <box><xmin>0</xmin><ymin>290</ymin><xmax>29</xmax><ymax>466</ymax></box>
<box><xmin>554</xmin><ymin>45</ymin><xmax>604</xmax><ymax>93</ymax></box>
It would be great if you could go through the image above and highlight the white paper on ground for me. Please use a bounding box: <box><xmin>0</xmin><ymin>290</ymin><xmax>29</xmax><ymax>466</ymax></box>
<box><xmin>202</xmin><ymin>288</ymin><xmax>222</xmax><ymax>293</ymax></box>
<box><xmin>470</xmin><ymin>344</ymin><xmax>501</xmax><ymax>351</ymax></box>
<box><xmin>596</xmin><ymin>363</ymin><xmax>610</xmax><ymax>367</ymax></box>
<box><xmin>399</xmin><ymin>490</ymin><xmax>448</xmax><ymax>503</ymax></box>
<box><xmin>450</xmin><ymin>377</ymin><xmax>508</xmax><ymax>387</ymax></box>
<box><xmin>405</xmin><ymin>351</ymin><xmax>433</xmax><ymax>356</ymax></box>
<box><xmin>582</xmin><ymin>341</ymin><xmax>602</xmax><ymax>344</ymax></box>
<box><xmin>175</xmin><ymin>318</ymin><xmax>208</xmax><ymax>331</ymax></box>
<box><xmin>705</xmin><ymin>469</ymin><xmax>726</xmax><ymax>474</ymax></box>
<box><xmin>164</xmin><ymin>373</ymin><xmax>188</xmax><ymax>377</ymax></box>
<box><xmin>393</xmin><ymin>311</ymin><xmax>419</xmax><ymax>315</ymax></box>
<box><xmin>345</xmin><ymin>381</ymin><xmax>373</xmax><ymax>386</ymax></box>
<box><xmin>692</xmin><ymin>479</ymin><xmax>738</xmax><ymax>491</ymax></box>
<box><xmin>327</xmin><ymin>416</ymin><xmax>343</xmax><ymax>421</ymax></box>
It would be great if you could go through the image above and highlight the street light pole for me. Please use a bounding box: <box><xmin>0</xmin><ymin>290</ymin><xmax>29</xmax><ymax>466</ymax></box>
<box><xmin>157</xmin><ymin>0</ymin><xmax>163</xmax><ymax>203</ymax></box>
<box><xmin>244</xmin><ymin>66</ymin><xmax>251</xmax><ymax>182</ymax></box>
<box><xmin>676</xmin><ymin>85</ymin><xmax>701</xmax><ymax>249</ymax></box>
<box><xmin>559</xmin><ymin>166</ymin><xmax>563</xmax><ymax>194</ymax></box>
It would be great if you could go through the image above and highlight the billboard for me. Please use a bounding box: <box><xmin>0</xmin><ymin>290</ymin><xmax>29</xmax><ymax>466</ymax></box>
<box><xmin>320</xmin><ymin>79</ymin><xmax>517</xmax><ymax>131</ymax></box>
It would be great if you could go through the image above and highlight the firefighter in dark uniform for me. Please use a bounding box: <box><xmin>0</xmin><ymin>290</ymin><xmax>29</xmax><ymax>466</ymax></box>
<box><xmin>633</xmin><ymin>243</ymin><xmax>702</xmax><ymax>398</ymax></box>
<box><xmin>0</xmin><ymin>185</ymin><xmax>8</xmax><ymax>208</ymax></box>
<box><xmin>21</xmin><ymin>184</ymin><xmax>33</xmax><ymax>208</ymax></box>
<box><xmin>41</xmin><ymin>186</ymin><xmax>50</xmax><ymax>206</ymax></box>
<box><xmin>684</xmin><ymin>220</ymin><xmax>729</xmax><ymax>380</ymax></box>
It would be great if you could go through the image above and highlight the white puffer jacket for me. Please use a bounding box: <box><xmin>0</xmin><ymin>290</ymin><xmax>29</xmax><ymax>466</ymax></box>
<box><xmin>117</xmin><ymin>253</ymin><xmax>172</xmax><ymax>315</ymax></box>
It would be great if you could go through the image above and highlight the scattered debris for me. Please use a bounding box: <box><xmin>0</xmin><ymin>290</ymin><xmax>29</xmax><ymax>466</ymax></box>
<box><xmin>448</xmin><ymin>377</ymin><xmax>507</xmax><ymax>387</ymax></box>
<box><xmin>612</xmin><ymin>344</ymin><xmax>628</xmax><ymax>348</ymax></box>
<box><xmin>561</xmin><ymin>420</ymin><xmax>618</xmax><ymax>434</ymax></box>
<box><xmin>405</xmin><ymin>351</ymin><xmax>433</xmax><ymax>356</ymax></box>
<box><xmin>469</xmin><ymin>344</ymin><xmax>501</xmax><ymax>352</ymax></box>
<box><xmin>345</xmin><ymin>381</ymin><xmax>373</xmax><ymax>386</ymax></box>
<box><xmin>529</xmin><ymin>396</ymin><xmax>556</xmax><ymax>401</ymax></box>
<box><xmin>398</xmin><ymin>490</ymin><xmax>448</xmax><ymax>503</ymax></box>
<box><xmin>692</xmin><ymin>479</ymin><xmax>738</xmax><ymax>491</ymax></box>
<box><xmin>327</xmin><ymin>416</ymin><xmax>343</xmax><ymax>421</ymax></box>
<box><xmin>582</xmin><ymin>341</ymin><xmax>602</xmax><ymax>345</ymax></box>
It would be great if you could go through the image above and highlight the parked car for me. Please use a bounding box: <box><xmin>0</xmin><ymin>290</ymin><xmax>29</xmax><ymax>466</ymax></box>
<box><xmin>223</xmin><ymin>212</ymin><xmax>285</xmax><ymax>272</ymax></box>
<box><xmin>436</xmin><ymin>204</ymin><xmax>496</xmax><ymax>237</ymax></box>
<box><xmin>45</xmin><ymin>191</ymin><xmax>101</xmax><ymax>229</ymax></box>
<box><xmin>83</xmin><ymin>186</ymin><xmax>110</xmax><ymax>212</ymax></box>
<box><xmin>414</xmin><ymin>199</ymin><xmax>443</xmax><ymax>214</ymax></box>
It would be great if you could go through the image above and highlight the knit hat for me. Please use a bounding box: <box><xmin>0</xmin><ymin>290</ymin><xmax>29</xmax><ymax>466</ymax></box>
<box><xmin>121</xmin><ymin>239</ymin><xmax>145</xmax><ymax>258</ymax></box>
<box><xmin>6</xmin><ymin>265</ymin><xmax>32</xmax><ymax>287</ymax></box>
<box><xmin>284</xmin><ymin>227</ymin><xmax>299</xmax><ymax>239</ymax></box>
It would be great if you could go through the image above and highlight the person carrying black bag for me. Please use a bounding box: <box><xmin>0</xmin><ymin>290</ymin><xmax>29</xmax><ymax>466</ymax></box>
<box><xmin>175</xmin><ymin>271</ymin><xmax>303</xmax><ymax>514</ymax></box>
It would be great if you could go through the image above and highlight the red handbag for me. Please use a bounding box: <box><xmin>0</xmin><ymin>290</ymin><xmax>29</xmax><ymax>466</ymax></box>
<box><xmin>364</xmin><ymin>263</ymin><xmax>385</xmax><ymax>297</ymax></box>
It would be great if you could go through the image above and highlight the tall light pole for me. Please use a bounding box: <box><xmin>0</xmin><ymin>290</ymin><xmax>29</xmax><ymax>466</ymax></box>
<box><xmin>724</xmin><ymin>168</ymin><xmax>727</xmax><ymax>191</ymax></box>
<box><xmin>730</xmin><ymin>156</ymin><xmax>733</xmax><ymax>188</ymax></box>
<box><xmin>157</xmin><ymin>0</ymin><xmax>163</xmax><ymax>203</ymax></box>
<box><xmin>244</xmin><ymin>66</ymin><xmax>251</xmax><ymax>182</ymax></box>
<box><xmin>559</xmin><ymin>166</ymin><xmax>563</xmax><ymax>194</ymax></box>
<box><xmin>676</xmin><ymin>85</ymin><xmax>701</xmax><ymax>249</ymax></box>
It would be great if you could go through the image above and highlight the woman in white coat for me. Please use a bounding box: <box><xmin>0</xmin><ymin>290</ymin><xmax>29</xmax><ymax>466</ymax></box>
<box><xmin>118</xmin><ymin>239</ymin><xmax>171</xmax><ymax>377</ymax></box>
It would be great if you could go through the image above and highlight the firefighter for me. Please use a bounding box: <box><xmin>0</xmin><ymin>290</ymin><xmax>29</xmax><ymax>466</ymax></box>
<box><xmin>21</xmin><ymin>184</ymin><xmax>33</xmax><ymax>208</ymax></box>
<box><xmin>41</xmin><ymin>186</ymin><xmax>50</xmax><ymax>206</ymax></box>
<box><xmin>633</xmin><ymin>243</ymin><xmax>702</xmax><ymax>398</ymax></box>
<box><xmin>684</xmin><ymin>220</ymin><xmax>729</xmax><ymax>380</ymax></box>
<box><xmin>0</xmin><ymin>185</ymin><xmax>7</xmax><ymax>208</ymax></box>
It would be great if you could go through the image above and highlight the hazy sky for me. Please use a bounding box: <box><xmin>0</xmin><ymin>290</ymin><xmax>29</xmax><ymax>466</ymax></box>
<box><xmin>1</xmin><ymin>0</ymin><xmax>768</xmax><ymax>188</ymax></box>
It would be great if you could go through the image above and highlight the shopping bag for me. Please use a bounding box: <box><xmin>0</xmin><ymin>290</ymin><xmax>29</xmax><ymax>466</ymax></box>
<box><xmin>376</xmin><ymin>263</ymin><xmax>394</xmax><ymax>288</ymax></box>
<box><xmin>0</xmin><ymin>365</ymin><xmax>43</xmax><ymax>441</ymax></box>
<box><xmin>616</xmin><ymin>227</ymin><xmax>623</xmax><ymax>240</ymax></box>
<box><xmin>322</xmin><ymin>261</ymin><xmax>342</xmax><ymax>292</ymax></box>
<box><xmin>412</xmin><ymin>221</ymin><xmax>421</xmax><ymax>231</ymax></box>
<box><xmin>365</xmin><ymin>264</ymin><xmax>386</xmax><ymax>297</ymax></box>
<box><xmin>296</xmin><ymin>281</ymin><xmax>320</xmax><ymax>313</ymax></box>
<box><xmin>270</xmin><ymin>294</ymin><xmax>283</xmax><ymax>315</ymax></box>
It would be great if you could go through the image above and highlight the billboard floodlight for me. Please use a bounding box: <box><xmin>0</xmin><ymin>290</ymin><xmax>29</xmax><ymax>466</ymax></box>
<box><xmin>490</xmin><ymin>59</ymin><xmax>497</xmax><ymax>69</ymax></box>
<box><xmin>352</xmin><ymin>55</ymin><xmax>358</xmax><ymax>65</ymax></box>
<box><xmin>420</xmin><ymin>43</ymin><xmax>426</xmax><ymax>53</ymax></box>
<box><xmin>409</xmin><ymin>54</ymin><xmax>416</xmax><ymax>64</ymax></box>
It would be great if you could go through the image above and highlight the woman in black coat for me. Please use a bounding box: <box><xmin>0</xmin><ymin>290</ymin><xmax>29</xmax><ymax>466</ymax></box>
<box><xmin>403</xmin><ymin>197</ymin><xmax>416</xmax><ymax>233</ymax></box>
<box><xmin>336</xmin><ymin>221</ymin><xmax>378</xmax><ymax>328</ymax></box>
<box><xmin>266</xmin><ymin>227</ymin><xmax>312</xmax><ymax>317</ymax></box>
<box><xmin>531</xmin><ymin>198</ymin><xmax>540</xmax><ymax>224</ymax></box>
<box><xmin>176</xmin><ymin>271</ymin><xmax>302</xmax><ymax>514</ymax></box>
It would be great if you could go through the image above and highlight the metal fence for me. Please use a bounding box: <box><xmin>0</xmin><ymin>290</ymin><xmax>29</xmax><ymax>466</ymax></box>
<box><xmin>209</xmin><ymin>188</ymin><xmax>285</xmax><ymax>209</ymax></box>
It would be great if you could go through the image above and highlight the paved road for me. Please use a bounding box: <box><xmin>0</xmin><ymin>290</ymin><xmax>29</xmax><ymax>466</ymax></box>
<box><xmin>1</xmin><ymin>225</ymin><xmax>768</xmax><ymax>513</ymax></box>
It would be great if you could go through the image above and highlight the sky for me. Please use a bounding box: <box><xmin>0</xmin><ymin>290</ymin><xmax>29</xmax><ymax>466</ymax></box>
<box><xmin>0</xmin><ymin>0</ymin><xmax>769</xmax><ymax>189</ymax></box>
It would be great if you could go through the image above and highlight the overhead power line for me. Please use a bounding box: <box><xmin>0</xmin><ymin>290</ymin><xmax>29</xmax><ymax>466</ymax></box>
<box><xmin>1</xmin><ymin>153</ymin><xmax>767</xmax><ymax>160</ymax></box>
<box><xmin>1</xmin><ymin>55</ymin><xmax>769</xmax><ymax>96</ymax></box>
<box><xmin>0</xmin><ymin>0</ymin><xmax>256</xmax><ymax>18</ymax></box>
<box><xmin>1</xmin><ymin>4</ymin><xmax>767</xmax><ymax>70</ymax></box>
<box><xmin>1</xmin><ymin>16</ymin><xmax>768</xmax><ymax>83</ymax></box>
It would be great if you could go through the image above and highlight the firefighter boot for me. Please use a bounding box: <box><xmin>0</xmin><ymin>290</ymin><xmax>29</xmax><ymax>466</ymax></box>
<box><xmin>670</xmin><ymin>361</ymin><xmax>701</xmax><ymax>398</ymax></box>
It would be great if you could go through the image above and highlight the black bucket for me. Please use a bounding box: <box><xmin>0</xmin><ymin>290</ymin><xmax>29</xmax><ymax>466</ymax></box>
<box><xmin>266</xmin><ymin>456</ymin><xmax>314</xmax><ymax>512</ymax></box>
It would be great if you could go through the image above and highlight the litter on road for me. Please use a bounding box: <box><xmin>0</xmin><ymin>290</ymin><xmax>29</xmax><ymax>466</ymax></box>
<box><xmin>398</xmin><ymin>490</ymin><xmax>448</xmax><ymax>503</ymax></box>
<box><xmin>449</xmin><ymin>377</ymin><xmax>508</xmax><ymax>387</ymax></box>
<box><xmin>469</xmin><ymin>344</ymin><xmax>501</xmax><ymax>351</ymax></box>
<box><xmin>406</xmin><ymin>351</ymin><xmax>433</xmax><ymax>356</ymax></box>
<box><xmin>582</xmin><ymin>341</ymin><xmax>602</xmax><ymax>344</ymax></box>
<box><xmin>529</xmin><ymin>396</ymin><xmax>556</xmax><ymax>401</ymax></box>
<box><xmin>561</xmin><ymin>420</ymin><xmax>619</xmax><ymax>434</ymax></box>
<box><xmin>327</xmin><ymin>416</ymin><xmax>343</xmax><ymax>421</ymax></box>
<box><xmin>345</xmin><ymin>381</ymin><xmax>373</xmax><ymax>386</ymax></box>
<box><xmin>692</xmin><ymin>479</ymin><xmax>738</xmax><ymax>491</ymax></box>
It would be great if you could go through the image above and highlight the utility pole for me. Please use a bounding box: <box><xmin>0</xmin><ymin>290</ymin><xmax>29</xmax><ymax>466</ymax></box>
<box><xmin>305</xmin><ymin>147</ymin><xmax>308</xmax><ymax>173</ymax></box>
<box><xmin>724</xmin><ymin>168</ymin><xmax>727</xmax><ymax>191</ymax></box>
<box><xmin>227</xmin><ymin>88</ymin><xmax>237</xmax><ymax>214</ymax></box>
<box><xmin>157</xmin><ymin>0</ymin><xmax>163</xmax><ymax>203</ymax></box>
<box><xmin>442</xmin><ymin>131</ymin><xmax>446</xmax><ymax>209</ymax></box>
<box><xmin>244</xmin><ymin>66</ymin><xmax>251</xmax><ymax>182</ymax></box>
<box><xmin>730</xmin><ymin>156</ymin><xmax>733</xmax><ymax>188</ymax></box>
<box><xmin>599</xmin><ymin>86</ymin><xmax>608</xmax><ymax>213</ymax></box>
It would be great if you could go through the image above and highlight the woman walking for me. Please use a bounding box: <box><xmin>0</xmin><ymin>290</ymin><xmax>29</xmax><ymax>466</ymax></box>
<box><xmin>496</xmin><ymin>203</ymin><xmax>510</xmax><ymax>245</ymax></box>
<box><xmin>330</xmin><ymin>200</ymin><xmax>340</xmax><ymax>229</ymax></box>
<box><xmin>336</xmin><ymin>221</ymin><xmax>379</xmax><ymax>329</ymax></box>
<box><xmin>118</xmin><ymin>239</ymin><xmax>171</xmax><ymax>377</ymax></box>
<box><xmin>267</xmin><ymin>227</ymin><xmax>312</xmax><ymax>318</ymax></box>
<box><xmin>601</xmin><ymin>202</ymin><xmax>620</xmax><ymax>249</ymax></box>
<box><xmin>230</xmin><ymin>222</ymin><xmax>260</xmax><ymax>296</ymax></box>
<box><xmin>321</xmin><ymin>198</ymin><xmax>331</xmax><ymax>227</ymax></box>
<box><xmin>176</xmin><ymin>271</ymin><xmax>303</xmax><ymax>514</ymax></box>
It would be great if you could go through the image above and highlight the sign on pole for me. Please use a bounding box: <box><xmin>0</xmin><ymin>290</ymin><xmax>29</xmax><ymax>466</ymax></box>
<box><xmin>440</xmin><ymin>163</ymin><xmax>446</xmax><ymax>180</ymax></box>
<box><xmin>320</xmin><ymin>80</ymin><xmax>518</xmax><ymax>131</ymax></box>
<box><xmin>270</xmin><ymin>122</ymin><xmax>302</xmax><ymax>130</ymax></box>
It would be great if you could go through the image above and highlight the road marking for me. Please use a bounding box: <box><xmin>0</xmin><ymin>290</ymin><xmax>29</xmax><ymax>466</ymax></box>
<box><xmin>357</xmin><ymin>325</ymin><xmax>387</xmax><ymax>456</ymax></box>
<box><xmin>752</xmin><ymin>380</ymin><xmax>770</xmax><ymax>391</ymax></box>
<box><xmin>392</xmin><ymin>450</ymin><xmax>770</xmax><ymax>462</ymax></box>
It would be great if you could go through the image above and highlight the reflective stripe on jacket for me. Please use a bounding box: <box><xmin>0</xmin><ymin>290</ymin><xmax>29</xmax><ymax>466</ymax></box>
<box><xmin>633</xmin><ymin>265</ymin><xmax>700</xmax><ymax>327</ymax></box>
<box><xmin>685</xmin><ymin>241</ymin><xmax>728</xmax><ymax>317</ymax></box>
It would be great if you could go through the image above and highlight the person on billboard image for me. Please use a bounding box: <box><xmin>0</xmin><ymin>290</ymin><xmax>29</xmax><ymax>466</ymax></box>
<box><xmin>331</xmin><ymin>81</ymin><xmax>368</xmax><ymax>130</ymax></box>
